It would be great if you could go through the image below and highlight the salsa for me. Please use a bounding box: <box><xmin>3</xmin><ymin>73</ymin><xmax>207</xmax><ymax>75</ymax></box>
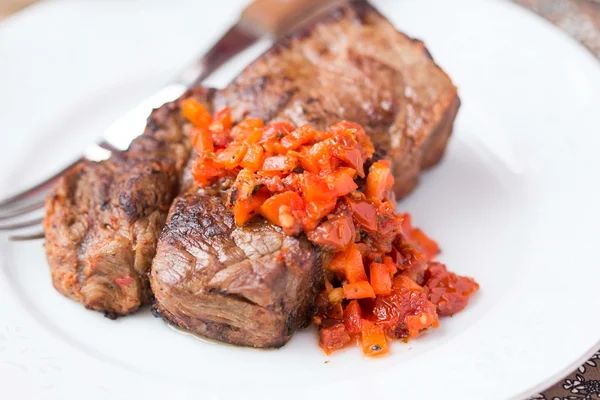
<box><xmin>183</xmin><ymin>98</ymin><xmax>479</xmax><ymax>356</ymax></box>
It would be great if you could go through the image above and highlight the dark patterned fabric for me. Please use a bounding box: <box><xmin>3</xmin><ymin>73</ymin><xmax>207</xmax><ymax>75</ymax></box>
<box><xmin>1</xmin><ymin>0</ymin><xmax>600</xmax><ymax>398</ymax></box>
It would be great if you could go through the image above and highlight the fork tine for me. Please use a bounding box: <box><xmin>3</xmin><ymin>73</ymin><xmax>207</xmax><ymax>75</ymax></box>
<box><xmin>10</xmin><ymin>231</ymin><xmax>45</xmax><ymax>241</ymax></box>
<box><xmin>0</xmin><ymin>158</ymin><xmax>81</xmax><ymax>210</ymax></box>
<box><xmin>0</xmin><ymin>200</ymin><xmax>46</xmax><ymax>222</ymax></box>
<box><xmin>0</xmin><ymin>218</ymin><xmax>44</xmax><ymax>231</ymax></box>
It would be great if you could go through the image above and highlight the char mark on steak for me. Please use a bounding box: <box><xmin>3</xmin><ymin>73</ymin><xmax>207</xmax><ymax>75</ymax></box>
<box><xmin>152</xmin><ymin>1</ymin><xmax>459</xmax><ymax>347</ymax></box>
<box><xmin>44</xmin><ymin>87</ymin><xmax>215</xmax><ymax>317</ymax></box>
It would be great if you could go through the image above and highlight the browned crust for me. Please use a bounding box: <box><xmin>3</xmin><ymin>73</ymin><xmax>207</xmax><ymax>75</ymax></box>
<box><xmin>150</xmin><ymin>194</ymin><xmax>323</xmax><ymax>348</ymax></box>
<box><xmin>44</xmin><ymin>87</ymin><xmax>214</xmax><ymax>317</ymax></box>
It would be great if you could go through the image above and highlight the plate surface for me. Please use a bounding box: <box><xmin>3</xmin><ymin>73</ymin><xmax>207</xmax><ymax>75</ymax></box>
<box><xmin>1</xmin><ymin>0</ymin><xmax>600</xmax><ymax>399</ymax></box>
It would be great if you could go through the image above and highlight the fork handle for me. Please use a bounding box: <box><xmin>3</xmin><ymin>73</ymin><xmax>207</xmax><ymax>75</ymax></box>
<box><xmin>241</xmin><ymin>0</ymin><xmax>340</xmax><ymax>37</ymax></box>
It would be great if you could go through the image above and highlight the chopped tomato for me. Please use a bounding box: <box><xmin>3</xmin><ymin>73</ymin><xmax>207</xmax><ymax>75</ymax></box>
<box><xmin>346</xmin><ymin>198</ymin><xmax>378</xmax><ymax>232</ymax></box>
<box><xmin>332</xmin><ymin>147</ymin><xmax>364</xmax><ymax>177</ymax></box>
<box><xmin>343</xmin><ymin>281</ymin><xmax>376</xmax><ymax>299</ymax></box>
<box><xmin>371</xmin><ymin>275</ymin><xmax>439</xmax><ymax>339</ymax></box>
<box><xmin>240</xmin><ymin>143</ymin><xmax>264</xmax><ymax>171</ymax></box>
<box><xmin>307</xmin><ymin>214</ymin><xmax>356</xmax><ymax>251</ymax></box>
<box><xmin>370</xmin><ymin>263</ymin><xmax>392</xmax><ymax>295</ymax></box>
<box><xmin>182</xmin><ymin>98</ymin><xmax>212</xmax><ymax>129</ymax></box>
<box><xmin>343</xmin><ymin>300</ymin><xmax>362</xmax><ymax>334</ymax></box>
<box><xmin>365</xmin><ymin>160</ymin><xmax>394</xmax><ymax>201</ymax></box>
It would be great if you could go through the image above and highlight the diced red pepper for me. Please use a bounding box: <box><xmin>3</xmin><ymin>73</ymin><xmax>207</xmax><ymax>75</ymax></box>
<box><xmin>330</xmin><ymin>121</ymin><xmax>374</xmax><ymax>158</ymax></box>
<box><xmin>370</xmin><ymin>262</ymin><xmax>392</xmax><ymax>295</ymax></box>
<box><xmin>300</xmin><ymin>140</ymin><xmax>334</xmax><ymax>174</ymax></box>
<box><xmin>360</xmin><ymin>322</ymin><xmax>388</xmax><ymax>356</ymax></box>
<box><xmin>280</xmin><ymin>125</ymin><xmax>316</xmax><ymax>151</ymax></box>
<box><xmin>400</xmin><ymin>214</ymin><xmax>440</xmax><ymax>261</ymax></box>
<box><xmin>261</xmin><ymin>121</ymin><xmax>294</xmax><ymax>140</ymax></box>
<box><xmin>210</xmin><ymin>107</ymin><xmax>232</xmax><ymax>131</ymax></box>
<box><xmin>240</xmin><ymin>143</ymin><xmax>264</xmax><ymax>171</ymax></box>
<box><xmin>383</xmin><ymin>256</ymin><xmax>397</xmax><ymax>277</ymax></box>
<box><xmin>231</xmin><ymin>118</ymin><xmax>264</xmax><ymax>141</ymax></box>
<box><xmin>215</xmin><ymin>143</ymin><xmax>247</xmax><ymax>169</ymax></box>
<box><xmin>190</xmin><ymin>127</ymin><xmax>214</xmax><ymax>156</ymax></box>
<box><xmin>327</xmin><ymin>168</ymin><xmax>358</xmax><ymax>197</ymax></box>
<box><xmin>259</xmin><ymin>191</ymin><xmax>304</xmax><ymax>233</ymax></box>
<box><xmin>343</xmin><ymin>281</ymin><xmax>376</xmax><ymax>299</ymax></box>
<box><xmin>182</xmin><ymin>98</ymin><xmax>212</xmax><ymax>129</ymax></box>
<box><xmin>261</xmin><ymin>155</ymin><xmax>298</xmax><ymax>174</ymax></box>
<box><xmin>365</xmin><ymin>160</ymin><xmax>394</xmax><ymax>201</ymax></box>
<box><xmin>232</xmin><ymin>188</ymin><xmax>270</xmax><ymax>226</ymax></box>
<box><xmin>301</xmin><ymin>173</ymin><xmax>338</xmax><ymax>222</ymax></box>
<box><xmin>191</xmin><ymin>158</ymin><xmax>226</xmax><ymax>186</ymax></box>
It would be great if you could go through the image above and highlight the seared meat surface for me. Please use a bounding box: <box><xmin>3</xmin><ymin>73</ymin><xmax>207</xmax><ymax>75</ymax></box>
<box><xmin>152</xmin><ymin>1</ymin><xmax>459</xmax><ymax>347</ymax></box>
<box><xmin>44</xmin><ymin>88</ymin><xmax>214</xmax><ymax>317</ymax></box>
<box><xmin>151</xmin><ymin>194</ymin><xmax>322</xmax><ymax>347</ymax></box>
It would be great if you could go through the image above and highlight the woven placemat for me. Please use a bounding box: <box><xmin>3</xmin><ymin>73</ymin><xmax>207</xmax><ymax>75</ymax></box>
<box><xmin>1</xmin><ymin>1</ymin><xmax>599</xmax><ymax>398</ymax></box>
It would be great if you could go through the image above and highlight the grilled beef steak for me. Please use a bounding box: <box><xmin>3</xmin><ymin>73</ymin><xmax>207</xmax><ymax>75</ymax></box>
<box><xmin>151</xmin><ymin>1</ymin><xmax>459</xmax><ymax>347</ymax></box>
<box><xmin>151</xmin><ymin>194</ymin><xmax>322</xmax><ymax>347</ymax></box>
<box><xmin>44</xmin><ymin>88</ymin><xmax>214</xmax><ymax>317</ymax></box>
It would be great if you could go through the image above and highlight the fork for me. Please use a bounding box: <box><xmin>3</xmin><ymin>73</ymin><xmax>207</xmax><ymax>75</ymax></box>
<box><xmin>0</xmin><ymin>0</ymin><xmax>336</xmax><ymax>241</ymax></box>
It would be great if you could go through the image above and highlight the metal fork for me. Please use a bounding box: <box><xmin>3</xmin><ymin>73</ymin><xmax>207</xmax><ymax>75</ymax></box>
<box><xmin>0</xmin><ymin>0</ymin><xmax>336</xmax><ymax>241</ymax></box>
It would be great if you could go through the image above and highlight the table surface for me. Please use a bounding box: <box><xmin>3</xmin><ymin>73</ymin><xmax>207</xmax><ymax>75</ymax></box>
<box><xmin>1</xmin><ymin>1</ymin><xmax>599</xmax><ymax>398</ymax></box>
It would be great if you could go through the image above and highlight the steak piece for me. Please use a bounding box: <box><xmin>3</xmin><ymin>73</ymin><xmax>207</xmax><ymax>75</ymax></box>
<box><xmin>151</xmin><ymin>194</ymin><xmax>322</xmax><ymax>348</ymax></box>
<box><xmin>215</xmin><ymin>0</ymin><xmax>460</xmax><ymax>198</ymax></box>
<box><xmin>152</xmin><ymin>2</ymin><xmax>459</xmax><ymax>347</ymax></box>
<box><xmin>44</xmin><ymin>87</ymin><xmax>214</xmax><ymax>317</ymax></box>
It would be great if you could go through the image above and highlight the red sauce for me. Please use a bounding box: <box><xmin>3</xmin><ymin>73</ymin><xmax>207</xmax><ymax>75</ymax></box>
<box><xmin>182</xmin><ymin>97</ymin><xmax>479</xmax><ymax>356</ymax></box>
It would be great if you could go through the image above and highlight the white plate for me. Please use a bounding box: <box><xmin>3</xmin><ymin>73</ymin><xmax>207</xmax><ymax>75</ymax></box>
<box><xmin>1</xmin><ymin>0</ymin><xmax>600</xmax><ymax>399</ymax></box>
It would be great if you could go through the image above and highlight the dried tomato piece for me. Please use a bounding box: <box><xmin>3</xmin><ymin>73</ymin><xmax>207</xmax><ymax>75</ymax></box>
<box><xmin>424</xmin><ymin>262</ymin><xmax>479</xmax><ymax>316</ymax></box>
<box><xmin>319</xmin><ymin>323</ymin><xmax>352</xmax><ymax>355</ymax></box>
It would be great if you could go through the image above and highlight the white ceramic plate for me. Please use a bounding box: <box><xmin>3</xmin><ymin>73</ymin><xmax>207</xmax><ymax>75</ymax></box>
<box><xmin>1</xmin><ymin>0</ymin><xmax>600</xmax><ymax>399</ymax></box>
